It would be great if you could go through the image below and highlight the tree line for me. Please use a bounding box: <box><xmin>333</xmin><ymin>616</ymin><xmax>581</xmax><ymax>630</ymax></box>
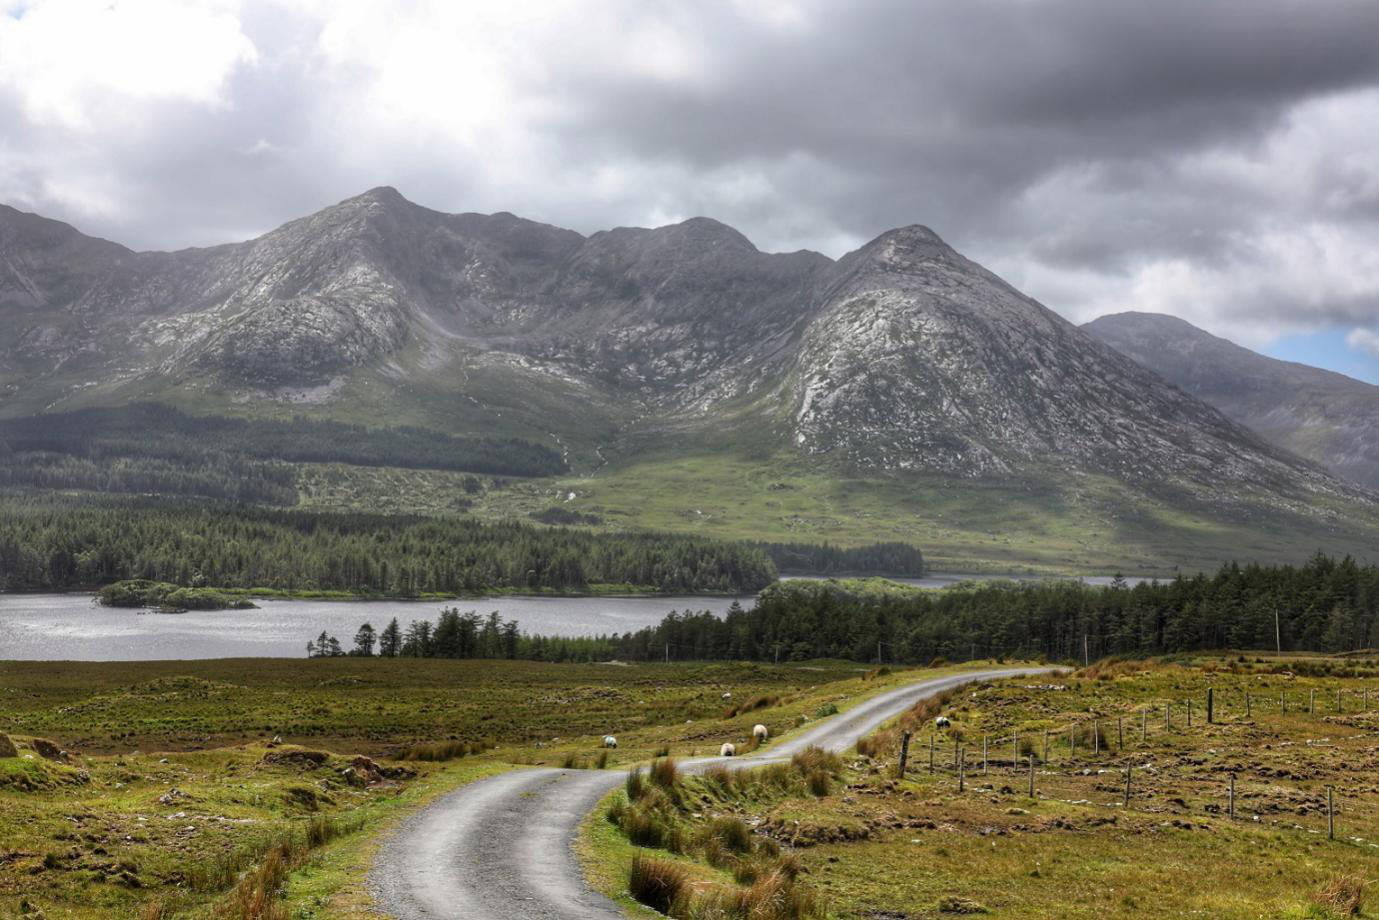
<box><xmin>0</xmin><ymin>403</ymin><xmax>566</xmax><ymax>505</ymax></box>
<box><xmin>750</xmin><ymin>540</ymin><xmax>924</xmax><ymax>576</ymax></box>
<box><xmin>0</xmin><ymin>495</ymin><xmax>776</xmax><ymax>595</ymax></box>
<box><xmin>317</xmin><ymin>555</ymin><xmax>1379</xmax><ymax>663</ymax></box>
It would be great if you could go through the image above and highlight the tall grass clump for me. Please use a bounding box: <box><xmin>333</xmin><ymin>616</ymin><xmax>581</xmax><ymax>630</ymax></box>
<box><xmin>626</xmin><ymin>766</ymin><xmax>647</xmax><ymax>801</ymax></box>
<box><xmin>650</xmin><ymin>757</ymin><xmax>679</xmax><ymax>789</ymax></box>
<box><xmin>628</xmin><ymin>853</ymin><xmax>692</xmax><ymax>915</ymax></box>
<box><xmin>1313</xmin><ymin>874</ymin><xmax>1366</xmax><ymax>917</ymax></box>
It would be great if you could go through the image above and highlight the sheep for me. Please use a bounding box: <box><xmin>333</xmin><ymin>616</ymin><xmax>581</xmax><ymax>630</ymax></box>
<box><xmin>602</xmin><ymin>735</ymin><xmax>617</xmax><ymax>749</ymax></box>
<box><xmin>935</xmin><ymin>715</ymin><xmax>951</xmax><ymax>728</ymax></box>
<box><xmin>752</xmin><ymin>724</ymin><xmax>769</xmax><ymax>742</ymax></box>
<box><xmin>721</xmin><ymin>692</ymin><xmax>733</xmax><ymax>700</ymax></box>
<box><xmin>720</xmin><ymin>742</ymin><xmax>736</xmax><ymax>757</ymax></box>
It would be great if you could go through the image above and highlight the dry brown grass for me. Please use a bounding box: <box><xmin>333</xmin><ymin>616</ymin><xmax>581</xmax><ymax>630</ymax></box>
<box><xmin>1314</xmin><ymin>874</ymin><xmax>1367</xmax><ymax>917</ymax></box>
<box><xmin>629</xmin><ymin>853</ymin><xmax>692</xmax><ymax>915</ymax></box>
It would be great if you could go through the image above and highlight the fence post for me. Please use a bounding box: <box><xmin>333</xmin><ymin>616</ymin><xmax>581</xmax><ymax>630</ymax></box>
<box><xmin>1117</xmin><ymin>716</ymin><xmax>1124</xmax><ymax>750</ymax></box>
<box><xmin>1187</xmin><ymin>699</ymin><xmax>1193</xmax><ymax>728</ymax></box>
<box><xmin>1328</xmin><ymin>786</ymin><xmax>1335</xmax><ymax>840</ymax></box>
<box><xmin>1207</xmin><ymin>687</ymin><xmax>1214</xmax><ymax>724</ymax></box>
<box><xmin>1069</xmin><ymin>723</ymin><xmax>1075</xmax><ymax>756</ymax></box>
<box><xmin>897</xmin><ymin>731</ymin><xmax>911</xmax><ymax>778</ymax></box>
<box><xmin>1093</xmin><ymin>719</ymin><xmax>1100</xmax><ymax>756</ymax></box>
<box><xmin>1281</xmin><ymin>691</ymin><xmax>1285</xmax><ymax>714</ymax></box>
<box><xmin>1365</xmin><ymin>687</ymin><xmax>1369</xmax><ymax>710</ymax></box>
<box><xmin>1141</xmin><ymin>708</ymin><xmax>1147</xmax><ymax>742</ymax></box>
<box><xmin>1124</xmin><ymin>765</ymin><xmax>1131</xmax><ymax>806</ymax></box>
<box><xmin>1309</xmin><ymin>688</ymin><xmax>1315</xmax><ymax>714</ymax></box>
<box><xmin>1228</xmin><ymin>772</ymin><xmax>1235</xmax><ymax>819</ymax></box>
<box><xmin>1028</xmin><ymin>755</ymin><xmax>1035</xmax><ymax>797</ymax></box>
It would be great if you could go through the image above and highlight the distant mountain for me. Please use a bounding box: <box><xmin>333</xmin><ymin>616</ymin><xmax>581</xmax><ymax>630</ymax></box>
<box><xmin>2</xmin><ymin>189</ymin><xmax>1375</xmax><ymax>570</ymax></box>
<box><xmin>1084</xmin><ymin>312</ymin><xmax>1379</xmax><ymax>491</ymax></box>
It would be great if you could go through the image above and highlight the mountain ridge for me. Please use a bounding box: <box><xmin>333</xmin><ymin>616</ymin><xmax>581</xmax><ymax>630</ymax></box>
<box><xmin>2</xmin><ymin>190</ymin><xmax>1374</xmax><ymax>569</ymax></box>
<box><xmin>1084</xmin><ymin>311</ymin><xmax>1379</xmax><ymax>491</ymax></box>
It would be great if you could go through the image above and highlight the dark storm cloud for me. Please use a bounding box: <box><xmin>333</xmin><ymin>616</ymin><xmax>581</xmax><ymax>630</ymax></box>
<box><xmin>1</xmin><ymin>0</ymin><xmax>1377</xmax><ymax>344</ymax></box>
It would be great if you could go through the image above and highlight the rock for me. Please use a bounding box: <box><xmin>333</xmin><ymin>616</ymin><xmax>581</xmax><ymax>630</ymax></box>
<box><xmin>0</xmin><ymin>732</ymin><xmax>18</xmax><ymax>758</ymax></box>
<box><xmin>262</xmin><ymin>749</ymin><xmax>330</xmax><ymax>768</ymax></box>
<box><xmin>31</xmin><ymin>739</ymin><xmax>67</xmax><ymax>762</ymax></box>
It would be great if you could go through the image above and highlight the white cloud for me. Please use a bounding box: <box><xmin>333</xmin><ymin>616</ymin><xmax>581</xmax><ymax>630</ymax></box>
<box><xmin>0</xmin><ymin>0</ymin><xmax>258</xmax><ymax>130</ymax></box>
<box><xmin>1349</xmin><ymin>327</ymin><xmax>1379</xmax><ymax>358</ymax></box>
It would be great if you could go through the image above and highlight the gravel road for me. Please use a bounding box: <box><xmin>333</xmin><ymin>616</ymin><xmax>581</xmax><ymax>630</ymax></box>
<box><xmin>370</xmin><ymin>667</ymin><xmax>1053</xmax><ymax>919</ymax></box>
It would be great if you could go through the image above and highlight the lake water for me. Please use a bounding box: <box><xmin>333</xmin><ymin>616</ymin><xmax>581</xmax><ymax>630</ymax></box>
<box><xmin>0</xmin><ymin>593</ymin><xmax>748</xmax><ymax>661</ymax></box>
<box><xmin>0</xmin><ymin>572</ymin><xmax>1156</xmax><ymax>661</ymax></box>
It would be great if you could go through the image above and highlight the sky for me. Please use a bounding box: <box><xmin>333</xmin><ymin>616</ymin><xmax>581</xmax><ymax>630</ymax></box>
<box><xmin>2</xmin><ymin>0</ymin><xmax>1378</xmax><ymax>382</ymax></box>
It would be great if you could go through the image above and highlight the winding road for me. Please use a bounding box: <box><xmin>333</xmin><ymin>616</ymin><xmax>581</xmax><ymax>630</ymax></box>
<box><xmin>370</xmin><ymin>667</ymin><xmax>1053</xmax><ymax>919</ymax></box>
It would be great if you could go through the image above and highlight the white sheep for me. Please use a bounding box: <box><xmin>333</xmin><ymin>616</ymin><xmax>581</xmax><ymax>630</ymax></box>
<box><xmin>935</xmin><ymin>715</ymin><xmax>951</xmax><ymax>728</ymax></box>
<box><xmin>721</xmin><ymin>692</ymin><xmax>732</xmax><ymax>699</ymax></box>
<box><xmin>720</xmin><ymin>742</ymin><xmax>736</xmax><ymax>757</ymax></box>
<box><xmin>602</xmin><ymin>735</ymin><xmax>617</xmax><ymax>748</ymax></box>
<box><xmin>752</xmin><ymin>724</ymin><xmax>769</xmax><ymax>742</ymax></box>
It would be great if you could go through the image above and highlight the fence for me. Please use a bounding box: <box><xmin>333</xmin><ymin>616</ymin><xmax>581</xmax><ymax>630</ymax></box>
<box><xmin>894</xmin><ymin>683</ymin><xmax>1376</xmax><ymax>845</ymax></box>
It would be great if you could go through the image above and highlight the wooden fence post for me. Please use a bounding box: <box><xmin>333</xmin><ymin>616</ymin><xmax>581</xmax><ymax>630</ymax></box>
<box><xmin>1117</xmin><ymin>716</ymin><xmax>1124</xmax><ymax>750</ymax></box>
<box><xmin>1207</xmin><ymin>687</ymin><xmax>1214</xmax><ymax>724</ymax></box>
<box><xmin>1012</xmin><ymin>733</ymin><xmax>1019</xmax><ymax>770</ymax></box>
<box><xmin>1093</xmin><ymin>719</ymin><xmax>1100</xmax><ymax>756</ymax></box>
<box><xmin>1069</xmin><ymin>723</ymin><xmax>1076</xmax><ymax>756</ymax></box>
<box><xmin>897</xmin><ymin>731</ymin><xmax>911</xmax><ymax>778</ymax></box>
<box><xmin>1309</xmin><ymin>688</ymin><xmax>1315</xmax><ymax>714</ymax></box>
<box><xmin>1187</xmin><ymin>699</ymin><xmax>1193</xmax><ymax>728</ymax></box>
<box><xmin>1028</xmin><ymin>755</ymin><xmax>1035</xmax><ymax>797</ymax></box>
<box><xmin>928</xmin><ymin>733</ymin><xmax>935</xmax><ymax>773</ymax></box>
<box><xmin>1328</xmin><ymin>786</ymin><xmax>1335</xmax><ymax>840</ymax></box>
<box><xmin>1141</xmin><ymin>708</ymin><xmax>1147</xmax><ymax>742</ymax></box>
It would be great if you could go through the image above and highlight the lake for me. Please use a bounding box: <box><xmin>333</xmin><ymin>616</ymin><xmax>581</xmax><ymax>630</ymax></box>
<box><xmin>0</xmin><ymin>572</ymin><xmax>1156</xmax><ymax>660</ymax></box>
<box><xmin>0</xmin><ymin>593</ymin><xmax>749</xmax><ymax>661</ymax></box>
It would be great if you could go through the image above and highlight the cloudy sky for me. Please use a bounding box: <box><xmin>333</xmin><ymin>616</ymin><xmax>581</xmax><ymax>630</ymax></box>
<box><xmin>3</xmin><ymin>0</ymin><xmax>1378</xmax><ymax>381</ymax></box>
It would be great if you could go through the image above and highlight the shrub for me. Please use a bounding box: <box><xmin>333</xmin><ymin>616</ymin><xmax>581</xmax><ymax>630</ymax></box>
<box><xmin>814</xmin><ymin>702</ymin><xmax>839</xmax><ymax>718</ymax></box>
<box><xmin>628</xmin><ymin>853</ymin><xmax>691</xmax><ymax>915</ymax></box>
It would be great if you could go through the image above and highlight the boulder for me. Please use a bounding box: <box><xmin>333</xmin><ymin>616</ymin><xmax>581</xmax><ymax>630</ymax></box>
<box><xmin>0</xmin><ymin>732</ymin><xmax>18</xmax><ymax>758</ymax></box>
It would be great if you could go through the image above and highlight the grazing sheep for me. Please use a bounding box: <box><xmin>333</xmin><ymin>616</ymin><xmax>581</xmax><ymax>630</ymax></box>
<box><xmin>752</xmin><ymin>724</ymin><xmax>769</xmax><ymax>742</ymax></box>
<box><xmin>935</xmin><ymin>715</ymin><xmax>951</xmax><ymax>728</ymax></box>
<box><xmin>721</xmin><ymin>692</ymin><xmax>733</xmax><ymax>699</ymax></box>
<box><xmin>720</xmin><ymin>742</ymin><xmax>736</xmax><ymax>757</ymax></box>
<box><xmin>602</xmin><ymin>735</ymin><xmax>617</xmax><ymax>749</ymax></box>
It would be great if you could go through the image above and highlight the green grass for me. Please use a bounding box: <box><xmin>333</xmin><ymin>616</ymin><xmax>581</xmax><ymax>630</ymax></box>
<box><xmin>579</xmin><ymin>653</ymin><xmax>1379</xmax><ymax>919</ymax></box>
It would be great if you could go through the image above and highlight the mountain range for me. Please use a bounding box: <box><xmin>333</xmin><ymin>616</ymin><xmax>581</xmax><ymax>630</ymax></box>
<box><xmin>2</xmin><ymin>188</ymin><xmax>1375</xmax><ymax>572</ymax></box>
<box><xmin>1085</xmin><ymin>312</ymin><xmax>1379</xmax><ymax>492</ymax></box>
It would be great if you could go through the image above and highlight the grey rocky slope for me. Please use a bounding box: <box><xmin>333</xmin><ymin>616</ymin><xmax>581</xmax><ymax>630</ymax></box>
<box><xmin>1085</xmin><ymin>311</ymin><xmax>1379</xmax><ymax>491</ymax></box>
<box><xmin>0</xmin><ymin>188</ymin><xmax>1363</xmax><ymax>510</ymax></box>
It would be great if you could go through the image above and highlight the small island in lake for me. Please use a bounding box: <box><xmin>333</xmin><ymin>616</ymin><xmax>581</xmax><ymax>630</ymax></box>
<box><xmin>96</xmin><ymin>579</ymin><xmax>258</xmax><ymax>611</ymax></box>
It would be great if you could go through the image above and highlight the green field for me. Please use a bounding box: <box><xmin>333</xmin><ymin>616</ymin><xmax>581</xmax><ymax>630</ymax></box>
<box><xmin>0</xmin><ymin>656</ymin><xmax>901</xmax><ymax>918</ymax></box>
<box><xmin>581</xmin><ymin>654</ymin><xmax>1379</xmax><ymax>919</ymax></box>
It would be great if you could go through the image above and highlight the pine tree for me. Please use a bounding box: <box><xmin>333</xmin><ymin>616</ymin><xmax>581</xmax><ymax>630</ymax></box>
<box><xmin>378</xmin><ymin>618</ymin><xmax>401</xmax><ymax>657</ymax></box>
<box><xmin>352</xmin><ymin>623</ymin><xmax>377</xmax><ymax>657</ymax></box>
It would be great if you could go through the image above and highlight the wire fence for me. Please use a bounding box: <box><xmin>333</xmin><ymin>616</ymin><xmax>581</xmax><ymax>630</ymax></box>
<box><xmin>893</xmin><ymin>683</ymin><xmax>1378</xmax><ymax>847</ymax></box>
